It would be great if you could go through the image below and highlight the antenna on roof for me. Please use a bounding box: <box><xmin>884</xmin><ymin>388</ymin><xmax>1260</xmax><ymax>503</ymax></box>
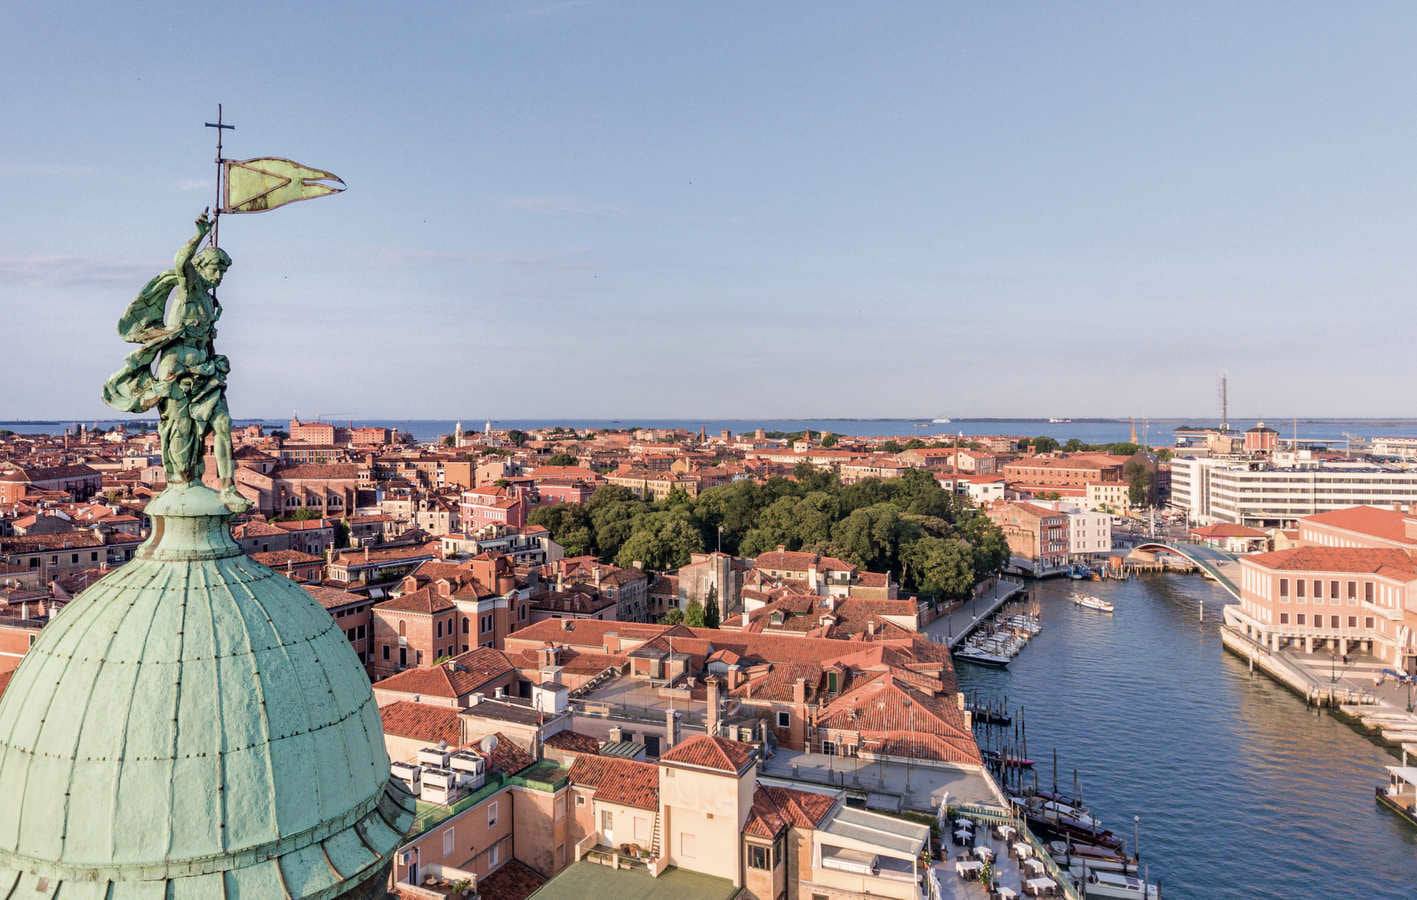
<box><xmin>1218</xmin><ymin>372</ymin><xmax>1229</xmax><ymax>433</ymax></box>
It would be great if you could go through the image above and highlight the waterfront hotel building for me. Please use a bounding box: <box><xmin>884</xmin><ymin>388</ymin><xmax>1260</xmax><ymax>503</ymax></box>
<box><xmin>1227</xmin><ymin>506</ymin><xmax>1417</xmax><ymax>672</ymax></box>
<box><xmin>1170</xmin><ymin>454</ymin><xmax>1417</xmax><ymax>528</ymax></box>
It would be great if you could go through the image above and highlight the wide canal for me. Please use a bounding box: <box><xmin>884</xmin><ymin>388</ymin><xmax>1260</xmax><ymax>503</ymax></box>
<box><xmin>954</xmin><ymin>574</ymin><xmax>1416</xmax><ymax>899</ymax></box>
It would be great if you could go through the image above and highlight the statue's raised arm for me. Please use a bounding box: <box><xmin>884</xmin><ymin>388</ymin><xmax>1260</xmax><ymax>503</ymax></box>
<box><xmin>175</xmin><ymin>210</ymin><xmax>211</xmax><ymax>276</ymax></box>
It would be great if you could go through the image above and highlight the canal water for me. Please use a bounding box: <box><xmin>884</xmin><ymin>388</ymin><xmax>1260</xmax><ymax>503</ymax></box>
<box><xmin>955</xmin><ymin>575</ymin><xmax>1416</xmax><ymax>899</ymax></box>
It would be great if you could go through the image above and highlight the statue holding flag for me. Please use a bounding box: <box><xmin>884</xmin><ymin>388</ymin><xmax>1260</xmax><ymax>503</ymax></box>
<box><xmin>102</xmin><ymin>109</ymin><xmax>343</xmax><ymax>513</ymax></box>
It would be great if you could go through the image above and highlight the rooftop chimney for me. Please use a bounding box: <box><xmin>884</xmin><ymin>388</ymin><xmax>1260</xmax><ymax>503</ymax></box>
<box><xmin>664</xmin><ymin>708</ymin><xmax>681</xmax><ymax>750</ymax></box>
<box><xmin>792</xmin><ymin>677</ymin><xmax>806</xmax><ymax>705</ymax></box>
<box><xmin>705</xmin><ymin>674</ymin><xmax>721</xmax><ymax>737</ymax></box>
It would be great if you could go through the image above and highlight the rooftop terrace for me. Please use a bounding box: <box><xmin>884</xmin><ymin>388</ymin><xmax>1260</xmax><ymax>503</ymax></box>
<box><xmin>529</xmin><ymin>860</ymin><xmax>736</xmax><ymax>900</ymax></box>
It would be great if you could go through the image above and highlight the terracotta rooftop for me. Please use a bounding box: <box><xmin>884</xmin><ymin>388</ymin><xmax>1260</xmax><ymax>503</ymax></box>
<box><xmin>543</xmin><ymin>730</ymin><xmax>602</xmax><ymax>755</ymax></box>
<box><xmin>744</xmin><ymin>784</ymin><xmax>837</xmax><ymax>838</ymax></box>
<box><xmin>379</xmin><ymin>701</ymin><xmax>462</xmax><ymax>747</ymax></box>
<box><xmin>302</xmin><ymin>584</ymin><xmax>370</xmax><ymax>611</ymax></box>
<box><xmin>372</xmin><ymin>647</ymin><xmax>515</xmax><ymax>698</ymax></box>
<box><xmin>1245</xmin><ymin>546</ymin><xmax>1417</xmax><ymax>578</ymax></box>
<box><xmin>470</xmin><ymin>858</ymin><xmax>546</xmax><ymax>900</ymax></box>
<box><xmin>1191</xmin><ymin>523</ymin><xmax>1267</xmax><ymax>539</ymax></box>
<box><xmin>753</xmin><ymin>550</ymin><xmax>854</xmax><ymax>573</ymax></box>
<box><xmin>1301</xmin><ymin>506</ymin><xmax>1417</xmax><ymax>546</ymax></box>
<box><xmin>567</xmin><ymin>755</ymin><xmax>660</xmax><ymax>810</ymax></box>
<box><xmin>482</xmin><ymin>732</ymin><xmax>536</xmax><ymax>776</ymax></box>
<box><xmin>659</xmin><ymin>734</ymin><xmax>756</xmax><ymax>774</ymax></box>
<box><xmin>375</xmin><ymin>585</ymin><xmax>456</xmax><ymax>614</ymax></box>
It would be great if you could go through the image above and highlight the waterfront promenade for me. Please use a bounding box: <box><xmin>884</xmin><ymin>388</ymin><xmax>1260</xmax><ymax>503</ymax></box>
<box><xmin>924</xmin><ymin>579</ymin><xmax>1026</xmax><ymax>648</ymax></box>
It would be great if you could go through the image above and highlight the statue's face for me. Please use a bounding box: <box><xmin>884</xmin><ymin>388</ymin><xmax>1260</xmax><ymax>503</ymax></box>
<box><xmin>193</xmin><ymin>248</ymin><xmax>232</xmax><ymax>287</ymax></box>
<box><xmin>196</xmin><ymin>257</ymin><xmax>229</xmax><ymax>286</ymax></box>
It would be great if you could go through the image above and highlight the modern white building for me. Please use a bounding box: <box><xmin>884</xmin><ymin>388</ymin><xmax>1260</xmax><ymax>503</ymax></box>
<box><xmin>1035</xmin><ymin>500</ymin><xmax>1113</xmax><ymax>558</ymax></box>
<box><xmin>1170</xmin><ymin>453</ymin><xmax>1417</xmax><ymax>528</ymax></box>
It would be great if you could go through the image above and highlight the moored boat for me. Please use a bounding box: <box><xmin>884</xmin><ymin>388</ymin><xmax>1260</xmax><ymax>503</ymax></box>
<box><xmin>1075</xmin><ymin>868</ymin><xmax>1160</xmax><ymax>899</ymax></box>
<box><xmin>984</xmin><ymin>749</ymin><xmax>1035</xmax><ymax>768</ymax></box>
<box><xmin>1376</xmin><ymin>765</ymin><xmax>1417</xmax><ymax>827</ymax></box>
<box><xmin>954</xmin><ymin>647</ymin><xmax>1011</xmax><ymax>667</ymax></box>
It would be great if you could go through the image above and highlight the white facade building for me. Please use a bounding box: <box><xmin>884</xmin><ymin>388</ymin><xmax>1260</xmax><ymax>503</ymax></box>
<box><xmin>1036</xmin><ymin>500</ymin><xmax>1112</xmax><ymax>558</ymax></box>
<box><xmin>1169</xmin><ymin>453</ymin><xmax>1417</xmax><ymax>528</ymax></box>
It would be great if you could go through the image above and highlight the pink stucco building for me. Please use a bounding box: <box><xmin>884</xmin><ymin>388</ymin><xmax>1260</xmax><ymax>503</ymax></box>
<box><xmin>1228</xmin><ymin>505</ymin><xmax>1417</xmax><ymax>671</ymax></box>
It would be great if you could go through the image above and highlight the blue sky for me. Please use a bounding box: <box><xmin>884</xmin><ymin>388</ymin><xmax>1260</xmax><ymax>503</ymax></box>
<box><xmin>3</xmin><ymin>2</ymin><xmax>1417</xmax><ymax>420</ymax></box>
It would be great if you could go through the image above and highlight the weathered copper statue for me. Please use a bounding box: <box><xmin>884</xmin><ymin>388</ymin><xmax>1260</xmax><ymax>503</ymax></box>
<box><xmin>103</xmin><ymin>211</ymin><xmax>250</xmax><ymax>512</ymax></box>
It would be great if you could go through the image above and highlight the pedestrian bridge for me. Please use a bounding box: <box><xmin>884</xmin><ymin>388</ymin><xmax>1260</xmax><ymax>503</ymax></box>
<box><xmin>1129</xmin><ymin>540</ymin><xmax>1242</xmax><ymax>600</ymax></box>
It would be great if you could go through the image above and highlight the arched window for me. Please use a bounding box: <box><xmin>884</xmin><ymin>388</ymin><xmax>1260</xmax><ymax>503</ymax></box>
<box><xmin>462</xmin><ymin>618</ymin><xmax>469</xmax><ymax>634</ymax></box>
<box><xmin>398</xmin><ymin>620</ymin><xmax>406</xmax><ymax>637</ymax></box>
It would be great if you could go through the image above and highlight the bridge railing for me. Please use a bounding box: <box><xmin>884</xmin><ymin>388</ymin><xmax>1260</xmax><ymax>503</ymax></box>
<box><xmin>1129</xmin><ymin>540</ymin><xmax>1241</xmax><ymax>599</ymax></box>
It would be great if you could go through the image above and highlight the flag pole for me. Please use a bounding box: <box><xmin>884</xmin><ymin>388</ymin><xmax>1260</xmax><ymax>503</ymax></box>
<box><xmin>204</xmin><ymin>103</ymin><xmax>235</xmax><ymax>249</ymax></box>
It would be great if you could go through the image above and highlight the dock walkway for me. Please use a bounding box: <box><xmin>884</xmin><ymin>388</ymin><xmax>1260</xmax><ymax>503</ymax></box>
<box><xmin>923</xmin><ymin>580</ymin><xmax>1026</xmax><ymax>650</ymax></box>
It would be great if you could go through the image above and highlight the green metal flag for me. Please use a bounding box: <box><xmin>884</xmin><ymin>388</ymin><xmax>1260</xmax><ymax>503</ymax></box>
<box><xmin>222</xmin><ymin>157</ymin><xmax>344</xmax><ymax>213</ymax></box>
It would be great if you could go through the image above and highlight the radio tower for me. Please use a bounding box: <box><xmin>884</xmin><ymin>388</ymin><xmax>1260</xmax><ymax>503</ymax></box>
<box><xmin>1218</xmin><ymin>372</ymin><xmax>1229</xmax><ymax>433</ymax></box>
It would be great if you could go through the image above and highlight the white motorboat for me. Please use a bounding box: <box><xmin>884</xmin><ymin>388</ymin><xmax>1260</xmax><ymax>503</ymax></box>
<box><xmin>1055</xmin><ymin>853</ymin><xmax>1138</xmax><ymax>875</ymax></box>
<box><xmin>1076</xmin><ymin>868</ymin><xmax>1159</xmax><ymax>899</ymax></box>
<box><xmin>932</xmin><ymin>416</ymin><xmax>952</xmax><ymax>424</ymax></box>
<box><xmin>1039</xmin><ymin>799</ymin><xmax>1100</xmax><ymax>829</ymax></box>
<box><xmin>1073</xmin><ymin>594</ymin><xmax>1115</xmax><ymax>613</ymax></box>
<box><xmin>954</xmin><ymin>646</ymin><xmax>1011</xmax><ymax>667</ymax></box>
<box><xmin>1005</xmin><ymin>615</ymin><xmax>1041</xmax><ymax>634</ymax></box>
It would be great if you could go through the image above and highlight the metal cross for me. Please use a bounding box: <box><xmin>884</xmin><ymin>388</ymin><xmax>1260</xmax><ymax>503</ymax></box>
<box><xmin>204</xmin><ymin>104</ymin><xmax>235</xmax><ymax>247</ymax></box>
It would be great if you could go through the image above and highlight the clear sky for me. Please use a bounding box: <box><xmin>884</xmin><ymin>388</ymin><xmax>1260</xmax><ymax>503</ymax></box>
<box><xmin>3</xmin><ymin>2</ymin><xmax>1416</xmax><ymax>421</ymax></box>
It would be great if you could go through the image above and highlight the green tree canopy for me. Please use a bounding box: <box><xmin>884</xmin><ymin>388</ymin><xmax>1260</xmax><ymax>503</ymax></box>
<box><xmin>524</xmin><ymin>462</ymin><xmax>1010</xmax><ymax>596</ymax></box>
<box><xmin>615</xmin><ymin>511</ymin><xmax>704</xmax><ymax>570</ymax></box>
<box><xmin>703</xmin><ymin>584</ymin><xmax>721</xmax><ymax>628</ymax></box>
<box><xmin>544</xmin><ymin>452</ymin><xmax>579</xmax><ymax>467</ymax></box>
<box><xmin>902</xmin><ymin>536</ymin><xmax>975</xmax><ymax>599</ymax></box>
<box><xmin>684</xmin><ymin>599</ymin><xmax>706</xmax><ymax>628</ymax></box>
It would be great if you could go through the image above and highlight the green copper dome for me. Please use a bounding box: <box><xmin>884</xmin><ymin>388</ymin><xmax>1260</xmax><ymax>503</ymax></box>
<box><xmin>0</xmin><ymin>483</ymin><xmax>414</xmax><ymax>898</ymax></box>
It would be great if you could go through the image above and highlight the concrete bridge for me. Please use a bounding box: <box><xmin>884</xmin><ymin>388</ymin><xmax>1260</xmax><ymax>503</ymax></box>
<box><xmin>1128</xmin><ymin>540</ymin><xmax>1242</xmax><ymax>600</ymax></box>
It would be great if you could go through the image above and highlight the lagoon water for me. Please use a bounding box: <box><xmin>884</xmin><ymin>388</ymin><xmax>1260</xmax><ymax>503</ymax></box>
<box><xmin>956</xmin><ymin>576</ymin><xmax>1417</xmax><ymax>899</ymax></box>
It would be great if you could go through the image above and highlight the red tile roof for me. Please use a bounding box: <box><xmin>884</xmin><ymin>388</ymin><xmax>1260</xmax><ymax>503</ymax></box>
<box><xmin>744</xmin><ymin>784</ymin><xmax>838</xmax><ymax>837</ymax></box>
<box><xmin>543</xmin><ymin>730</ymin><xmax>602</xmax><ymax>755</ymax></box>
<box><xmin>372</xmin><ymin>647</ymin><xmax>514</xmax><ymax>698</ymax></box>
<box><xmin>660</xmin><ymin>734</ymin><xmax>756</xmax><ymax>773</ymax></box>
<box><xmin>483</xmin><ymin>732</ymin><xmax>536</xmax><ymax>776</ymax></box>
<box><xmin>568</xmin><ymin>755</ymin><xmax>660</xmax><ymax>810</ymax></box>
<box><xmin>753</xmin><ymin>550</ymin><xmax>854</xmax><ymax>573</ymax></box>
<box><xmin>1245</xmin><ymin>546</ymin><xmax>1417</xmax><ymax>578</ymax></box>
<box><xmin>376</xmin><ymin>585</ymin><xmax>456</xmax><ymax>614</ymax></box>
<box><xmin>379</xmin><ymin>701</ymin><xmax>462</xmax><ymax>747</ymax></box>
<box><xmin>1302</xmin><ymin>506</ymin><xmax>1417</xmax><ymax>546</ymax></box>
<box><xmin>816</xmin><ymin>674</ymin><xmax>980</xmax><ymax>764</ymax></box>
<box><xmin>302</xmin><ymin>584</ymin><xmax>369</xmax><ymax>611</ymax></box>
<box><xmin>471</xmin><ymin>858</ymin><xmax>546</xmax><ymax>900</ymax></box>
<box><xmin>1191</xmin><ymin>524</ymin><xmax>1267</xmax><ymax>538</ymax></box>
